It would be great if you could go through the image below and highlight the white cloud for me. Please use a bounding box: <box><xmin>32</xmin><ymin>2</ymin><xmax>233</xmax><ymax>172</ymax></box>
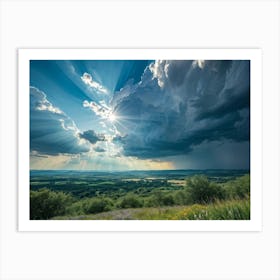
<box><xmin>30</xmin><ymin>86</ymin><xmax>90</xmax><ymax>155</ymax></box>
<box><xmin>58</xmin><ymin>118</ymin><xmax>76</xmax><ymax>131</ymax></box>
<box><xmin>31</xmin><ymin>86</ymin><xmax>64</xmax><ymax>114</ymax></box>
<box><xmin>83</xmin><ymin>100</ymin><xmax>114</xmax><ymax>121</ymax></box>
<box><xmin>81</xmin><ymin>72</ymin><xmax>108</xmax><ymax>94</ymax></box>
<box><xmin>192</xmin><ymin>60</ymin><xmax>205</xmax><ymax>69</ymax></box>
<box><xmin>149</xmin><ymin>60</ymin><xmax>167</xmax><ymax>88</ymax></box>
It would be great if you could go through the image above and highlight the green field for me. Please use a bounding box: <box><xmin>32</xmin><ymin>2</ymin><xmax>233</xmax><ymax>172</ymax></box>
<box><xmin>30</xmin><ymin>170</ymin><xmax>250</xmax><ymax>220</ymax></box>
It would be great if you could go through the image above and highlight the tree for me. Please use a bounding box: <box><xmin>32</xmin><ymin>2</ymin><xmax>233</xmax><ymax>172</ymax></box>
<box><xmin>186</xmin><ymin>175</ymin><xmax>225</xmax><ymax>204</ymax></box>
<box><xmin>30</xmin><ymin>189</ymin><xmax>73</xmax><ymax>219</ymax></box>
<box><xmin>119</xmin><ymin>193</ymin><xmax>143</xmax><ymax>208</ymax></box>
<box><xmin>83</xmin><ymin>197</ymin><xmax>113</xmax><ymax>214</ymax></box>
<box><xmin>224</xmin><ymin>175</ymin><xmax>250</xmax><ymax>199</ymax></box>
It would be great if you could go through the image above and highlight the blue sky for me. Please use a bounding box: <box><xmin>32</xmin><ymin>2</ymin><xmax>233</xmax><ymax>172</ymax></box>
<box><xmin>30</xmin><ymin>59</ymin><xmax>250</xmax><ymax>170</ymax></box>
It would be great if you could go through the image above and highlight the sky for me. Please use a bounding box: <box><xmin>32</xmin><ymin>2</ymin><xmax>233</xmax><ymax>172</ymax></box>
<box><xmin>30</xmin><ymin>59</ymin><xmax>250</xmax><ymax>170</ymax></box>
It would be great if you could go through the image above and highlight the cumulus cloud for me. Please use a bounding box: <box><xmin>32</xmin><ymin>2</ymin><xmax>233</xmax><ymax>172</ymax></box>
<box><xmin>149</xmin><ymin>60</ymin><xmax>167</xmax><ymax>88</ymax></box>
<box><xmin>81</xmin><ymin>72</ymin><xmax>108</xmax><ymax>94</ymax></box>
<box><xmin>83</xmin><ymin>100</ymin><xmax>113</xmax><ymax>120</ymax></box>
<box><xmin>30</xmin><ymin>87</ymin><xmax>89</xmax><ymax>155</ymax></box>
<box><xmin>78</xmin><ymin>130</ymin><xmax>105</xmax><ymax>144</ymax></box>
<box><xmin>192</xmin><ymin>60</ymin><xmax>205</xmax><ymax>69</ymax></box>
<box><xmin>111</xmin><ymin>60</ymin><xmax>250</xmax><ymax>159</ymax></box>
<box><xmin>149</xmin><ymin>60</ymin><xmax>194</xmax><ymax>89</ymax></box>
<box><xmin>30</xmin><ymin>86</ymin><xmax>63</xmax><ymax>114</ymax></box>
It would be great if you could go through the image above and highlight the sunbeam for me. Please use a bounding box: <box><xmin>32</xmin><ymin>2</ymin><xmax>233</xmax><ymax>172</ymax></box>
<box><xmin>30</xmin><ymin>59</ymin><xmax>250</xmax><ymax>170</ymax></box>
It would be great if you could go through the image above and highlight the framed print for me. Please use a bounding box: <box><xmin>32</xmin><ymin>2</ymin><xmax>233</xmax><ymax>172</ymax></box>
<box><xmin>2</xmin><ymin>0</ymin><xmax>280</xmax><ymax>279</ymax></box>
<box><xmin>18</xmin><ymin>48</ymin><xmax>262</xmax><ymax>231</ymax></box>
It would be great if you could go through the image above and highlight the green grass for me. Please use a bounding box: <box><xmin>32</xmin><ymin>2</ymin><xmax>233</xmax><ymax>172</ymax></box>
<box><xmin>173</xmin><ymin>199</ymin><xmax>250</xmax><ymax>220</ymax></box>
<box><xmin>52</xmin><ymin>198</ymin><xmax>250</xmax><ymax>220</ymax></box>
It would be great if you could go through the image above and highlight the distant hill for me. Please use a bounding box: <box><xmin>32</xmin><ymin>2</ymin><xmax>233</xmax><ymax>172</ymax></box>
<box><xmin>30</xmin><ymin>169</ymin><xmax>249</xmax><ymax>179</ymax></box>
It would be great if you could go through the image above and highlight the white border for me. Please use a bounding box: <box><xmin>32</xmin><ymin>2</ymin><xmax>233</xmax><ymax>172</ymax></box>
<box><xmin>18</xmin><ymin>49</ymin><xmax>262</xmax><ymax>232</ymax></box>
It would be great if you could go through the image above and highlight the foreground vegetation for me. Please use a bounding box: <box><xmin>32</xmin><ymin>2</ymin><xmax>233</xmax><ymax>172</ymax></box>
<box><xmin>30</xmin><ymin>174</ymin><xmax>250</xmax><ymax>220</ymax></box>
<box><xmin>52</xmin><ymin>199</ymin><xmax>249</xmax><ymax>220</ymax></box>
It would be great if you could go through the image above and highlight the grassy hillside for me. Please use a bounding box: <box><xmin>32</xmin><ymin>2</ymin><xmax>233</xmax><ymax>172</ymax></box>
<box><xmin>30</xmin><ymin>174</ymin><xmax>250</xmax><ymax>220</ymax></box>
<box><xmin>52</xmin><ymin>199</ymin><xmax>250</xmax><ymax>220</ymax></box>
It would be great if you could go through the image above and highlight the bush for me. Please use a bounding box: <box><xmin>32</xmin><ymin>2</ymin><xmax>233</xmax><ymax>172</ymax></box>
<box><xmin>161</xmin><ymin>194</ymin><xmax>175</xmax><ymax>206</ymax></box>
<box><xmin>223</xmin><ymin>175</ymin><xmax>250</xmax><ymax>199</ymax></box>
<box><xmin>82</xmin><ymin>197</ymin><xmax>114</xmax><ymax>214</ymax></box>
<box><xmin>173</xmin><ymin>190</ymin><xmax>192</xmax><ymax>205</ymax></box>
<box><xmin>118</xmin><ymin>193</ymin><xmax>143</xmax><ymax>208</ymax></box>
<box><xmin>144</xmin><ymin>190</ymin><xmax>176</xmax><ymax>207</ymax></box>
<box><xmin>186</xmin><ymin>175</ymin><xmax>225</xmax><ymax>204</ymax></box>
<box><xmin>65</xmin><ymin>200</ymin><xmax>86</xmax><ymax>216</ymax></box>
<box><xmin>30</xmin><ymin>189</ymin><xmax>73</xmax><ymax>220</ymax></box>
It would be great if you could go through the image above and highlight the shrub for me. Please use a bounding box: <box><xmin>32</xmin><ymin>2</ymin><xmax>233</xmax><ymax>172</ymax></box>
<box><xmin>224</xmin><ymin>175</ymin><xmax>250</xmax><ymax>199</ymax></box>
<box><xmin>118</xmin><ymin>193</ymin><xmax>143</xmax><ymax>208</ymax></box>
<box><xmin>186</xmin><ymin>175</ymin><xmax>225</xmax><ymax>204</ymax></box>
<box><xmin>82</xmin><ymin>197</ymin><xmax>114</xmax><ymax>214</ymax></box>
<box><xmin>173</xmin><ymin>190</ymin><xmax>192</xmax><ymax>205</ymax></box>
<box><xmin>65</xmin><ymin>200</ymin><xmax>85</xmax><ymax>216</ymax></box>
<box><xmin>30</xmin><ymin>188</ymin><xmax>73</xmax><ymax>220</ymax></box>
<box><xmin>161</xmin><ymin>194</ymin><xmax>175</xmax><ymax>206</ymax></box>
<box><xmin>144</xmin><ymin>191</ymin><xmax>175</xmax><ymax>207</ymax></box>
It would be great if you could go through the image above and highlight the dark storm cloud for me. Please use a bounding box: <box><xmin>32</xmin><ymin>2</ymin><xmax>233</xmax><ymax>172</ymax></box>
<box><xmin>78</xmin><ymin>130</ymin><xmax>105</xmax><ymax>144</ymax></box>
<box><xmin>30</xmin><ymin>87</ymin><xmax>89</xmax><ymax>155</ymax></box>
<box><xmin>171</xmin><ymin>141</ymin><xmax>250</xmax><ymax>170</ymax></box>
<box><xmin>163</xmin><ymin>60</ymin><xmax>194</xmax><ymax>87</ymax></box>
<box><xmin>111</xmin><ymin>60</ymin><xmax>250</xmax><ymax>159</ymax></box>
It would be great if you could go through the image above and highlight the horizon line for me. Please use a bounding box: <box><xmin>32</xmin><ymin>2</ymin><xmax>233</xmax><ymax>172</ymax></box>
<box><xmin>30</xmin><ymin>168</ymin><xmax>250</xmax><ymax>172</ymax></box>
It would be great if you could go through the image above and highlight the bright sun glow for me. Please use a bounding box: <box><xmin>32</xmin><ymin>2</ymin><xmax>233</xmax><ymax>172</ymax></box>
<box><xmin>108</xmin><ymin>113</ymin><xmax>117</xmax><ymax>122</ymax></box>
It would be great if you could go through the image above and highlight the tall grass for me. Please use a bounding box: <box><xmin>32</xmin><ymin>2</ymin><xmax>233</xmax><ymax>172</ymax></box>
<box><xmin>173</xmin><ymin>199</ymin><xmax>250</xmax><ymax>220</ymax></box>
<box><xmin>54</xmin><ymin>199</ymin><xmax>250</xmax><ymax>220</ymax></box>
